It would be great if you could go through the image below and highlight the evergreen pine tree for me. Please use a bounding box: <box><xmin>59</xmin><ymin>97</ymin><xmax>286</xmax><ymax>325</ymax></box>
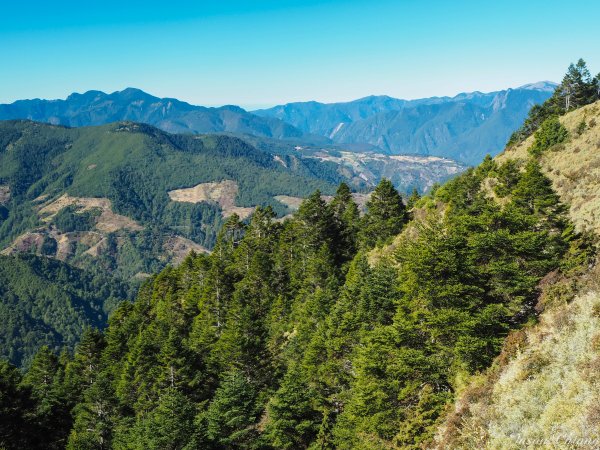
<box><xmin>203</xmin><ymin>370</ymin><xmax>260</xmax><ymax>449</ymax></box>
<box><xmin>406</xmin><ymin>187</ymin><xmax>421</xmax><ymax>210</ymax></box>
<box><xmin>360</xmin><ymin>179</ymin><xmax>407</xmax><ymax>247</ymax></box>
<box><xmin>63</xmin><ymin>328</ymin><xmax>106</xmax><ymax>403</ymax></box>
<box><xmin>128</xmin><ymin>388</ymin><xmax>196</xmax><ymax>450</ymax></box>
<box><xmin>0</xmin><ymin>360</ymin><xmax>36</xmax><ymax>449</ymax></box>
<box><xmin>22</xmin><ymin>346</ymin><xmax>70</xmax><ymax>449</ymax></box>
<box><xmin>329</xmin><ymin>183</ymin><xmax>360</xmax><ymax>264</ymax></box>
<box><xmin>264</xmin><ymin>363</ymin><xmax>321</xmax><ymax>449</ymax></box>
<box><xmin>67</xmin><ymin>373</ymin><xmax>118</xmax><ymax>450</ymax></box>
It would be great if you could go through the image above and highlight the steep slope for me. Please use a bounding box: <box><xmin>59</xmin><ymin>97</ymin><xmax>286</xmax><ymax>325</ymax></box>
<box><xmin>256</xmin><ymin>83</ymin><xmax>555</xmax><ymax>164</ymax></box>
<box><xmin>0</xmin><ymin>254</ymin><xmax>129</xmax><ymax>368</ymax></box>
<box><xmin>498</xmin><ymin>100</ymin><xmax>600</xmax><ymax>234</ymax></box>
<box><xmin>434</xmin><ymin>270</ymin><xmax>600</xmax><ymax>449</ymax></box>
<box><xmin>8</xmin><ymin>137</ymin><xmax>577</xmax><ymax>448</ymax></box>
<box><xmin>0</xmin><ymin>88</ymin><xmax>310</xmax><ymax>140</ymax></box>
<box><xmin>432</xmin><ymin>101</ymin><xmax>600</xmax><ymax>449</ymax></box>
<box><xmin>0</xmin><ymin>120</ymin><xmax>348</xmax><ymax>280</ymax></box>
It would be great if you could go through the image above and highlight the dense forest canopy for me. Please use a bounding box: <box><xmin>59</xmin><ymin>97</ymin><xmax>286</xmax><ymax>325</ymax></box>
<box><xmin>1</xmin><ymin>157</ymin><xmax>590</xmax><ymax>448</ymax></box>
<box><xmin>0</xmin><ymin>121</ymin><xmax>353</xmax><ymax>281</ymax></box>
<box><xmin>0</xmin><ymin>255</ymin><xmax>130</xmax><ymax>368</ymax></box>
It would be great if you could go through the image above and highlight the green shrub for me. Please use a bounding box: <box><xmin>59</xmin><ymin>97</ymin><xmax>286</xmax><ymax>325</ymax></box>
<box><xmin>53</xmin><ymin>206</ymin><xmax>100</xmax><ymax>232</ymax></box>
<box><xmin>40</xmin><ymin>236</ymin><xmax>57</xmax><ymax>256</ymax></box>
<box><xmin>528</xmin><ymin>117</ymin><xmax>569</xmax><ymax>157</ymax></box>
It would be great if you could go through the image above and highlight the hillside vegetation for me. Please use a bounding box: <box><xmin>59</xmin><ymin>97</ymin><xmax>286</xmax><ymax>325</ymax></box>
<box><xmin>433</xmin><ymin>63</ymin><xmax>600</xmax><ymax>449</ymax></box>
<box><xmin>0</xmin><ymin>120</ymin><xmax>349</xmax><ymax>280</ymax></box>
<box><xmin>0</xmin><ymin>254</ymin><xmax>129</xmax><ymax>368</ymax></box>
<box><xmin>1</xmin><ymin>60</ymin><xmax>599</xmax><ymax>449</ymax></box>
<box><xmin>0</xmin><ymin>140</ymin><xmax>586</xmax><ymax>448</ymax></box>
<box><xmin>499</xmin><ymin>100</ymin><xmax>600</xmax><ymax>235</ymax></box>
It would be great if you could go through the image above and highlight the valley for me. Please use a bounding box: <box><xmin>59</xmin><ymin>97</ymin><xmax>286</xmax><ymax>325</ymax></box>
<box><xmin>0</xmin><ymin>118</ymin><xmax>468</xmax><ymax>285</ymax></box>
<box><xmin>0</xmin><ymin>82</ymin><xmax>553</xmax><ymax>167</ymax></box>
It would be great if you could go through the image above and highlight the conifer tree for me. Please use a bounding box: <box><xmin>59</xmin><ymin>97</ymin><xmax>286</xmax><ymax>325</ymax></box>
<box><xmin>360</xmin><ymin>178</ymin><xmax>407</xmax><ymax>247</ymax></box>
<box><xmin>329</xmin><ymin>183</ymin><xmax>360</xmax><ymax>264</ymax></box>
<box><xmin>295</xmin><ymin>190</ymin><xmax>337</xmax><ymax>264</ymax></box>
<box><xmin>0</xmin><ymin>360</ymin><xmax>36</xmax><ymax>449</ymax></box>
<box><xmin>264</xmin><ymin>363</ymin><xmax>321</xmax><ymax>449</ymax></box>
<box><xmin>127</xmin><ymin>388</ymin><xmax>196</xmax><ymax>450</ymax></box>
<box><xmin>512</xmin><ymin>160</ymin><xmax>565</xmax><ymax>225</ymax></box>
<box><xmin>22</xmin><ymin>346</ymin><xmax>70</xmax><ymax>449</ymax></box>
<box><xmin>406</xmin><ymin>187</ymin><xmax>421</xmax><ymax>210</ymax></box>
<box><xmin>203</xmin><ymin>370</ymin><xmax>260</xmax><ymax>448</ymax></box>
<box><xmin>559</xmin><ymin>58</ymin><xmax>596</xmax><ymax>110</ymax></box>
<box><xmin>63</xmin><ymin>328</ymin><xmax>106</xmax><ymax>403</ymax></box>
<box><xmin>67</xmin><ymin>373</ymin><xmax>118</xmax><ymax>450</ymax></box>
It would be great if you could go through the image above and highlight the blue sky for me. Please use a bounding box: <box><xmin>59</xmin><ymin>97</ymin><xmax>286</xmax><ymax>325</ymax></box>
<box><xmin>2</xmin><ymin>0</ymin><xmax>599</xmax><ymax>109</ymax></box>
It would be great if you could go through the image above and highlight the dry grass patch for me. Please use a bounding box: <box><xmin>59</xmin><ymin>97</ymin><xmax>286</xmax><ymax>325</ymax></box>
<box><xmin>497</xmin><ymin>101</ymin><xmax>600</xmax><ymax>236</ymax></box>
<box><xmin>0</xmin><ymin>232</ymin><xmax>45</xmax><ymax>255</ymax></box>
<box><xmin>162</xmin><ymin>235</ymin><xmax>210</xmax><ymax>265</ymax></box>
<box><xmin>168</xmin><ymin>180</ymin><xmax>254</xmax><ymax>219</ymax></box>
<box><xmin>38</xmin><ymin>194</ymin><xmax>142</xmax><ymax>233</ymax></box>
<box><xmin>432</xmin><ymin>283</ymin><xmax>600</xmax><ymax>449</ymax></box>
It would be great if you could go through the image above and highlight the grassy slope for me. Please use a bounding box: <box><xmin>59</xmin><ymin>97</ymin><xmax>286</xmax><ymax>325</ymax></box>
<box><xmin>431</xmin><ymin>102</ymin><xmax>600</xmax><ymax>449</ymax></box>
<box><xmin>498</xmin><ymin>100</ymin><xmax>600</xmax><ymax>235</ymax></box>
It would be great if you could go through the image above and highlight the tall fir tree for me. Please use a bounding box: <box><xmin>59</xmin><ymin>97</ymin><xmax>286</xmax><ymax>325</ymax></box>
<box><xmin>360</xmin><ymin>178</ymin><xmax>407</xmax><ymax>248</ymax></box>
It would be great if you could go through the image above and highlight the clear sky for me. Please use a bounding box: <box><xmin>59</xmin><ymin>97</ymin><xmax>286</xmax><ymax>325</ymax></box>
<box><xmin>2</xmin><ymin>0</ymin><xmax>599</xmax><ymax>109</ymax></box>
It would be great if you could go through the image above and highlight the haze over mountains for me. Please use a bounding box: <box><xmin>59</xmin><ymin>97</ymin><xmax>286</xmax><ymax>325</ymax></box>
<box><xmin>0</xmin><ymin>82</ymin><xmax>555</xmax><ymax>165</ymax></box>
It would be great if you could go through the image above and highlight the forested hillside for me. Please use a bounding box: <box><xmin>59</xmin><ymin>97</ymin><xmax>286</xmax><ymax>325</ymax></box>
<box><xmin>1</xmin><ymin>145</ymin><xmax>588</xmax><ymax>448</ymax></box>
<box><xmin>1</xmin><ymin>60</ymin><xmax>599</xmax><ymax>449</ymax></box>
<box><xmin>433</xmin><ymin>61</ymin><xmax>600</xmax><ymax>449</ymax></box>
<box><xmin>0</xmin><ymin>120</ymin><xmax>352</xmax><ymax>280</ymax></box>
<box><xmin>0</xmin><ymin>120</ymin><xmax>353</xmax><ymax>371</ymax></box>
<box><xmin>0</xmin><ymin>254</ymin><xmax>129</xmax><ymax>368</ymax></box>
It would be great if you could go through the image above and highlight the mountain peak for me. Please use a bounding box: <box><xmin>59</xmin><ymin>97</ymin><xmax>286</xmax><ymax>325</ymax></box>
<box><xmin>517</xmin><ymin>81</ymin><xmax>558</xmax><ymax>92</ymax></box>
<box><xmin>66</xmin><ymin>90</ymin><xmax>106</xmax><ymax>102</ymax></box>
<box><xmin>110</xmin><ymin>87</ymin><xmax>159</xmax><ymax>102</ymax></box>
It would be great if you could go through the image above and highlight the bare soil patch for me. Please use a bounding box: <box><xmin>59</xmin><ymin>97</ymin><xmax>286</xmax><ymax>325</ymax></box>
<box><xmin>168</xmin><ymin>180</ymin><xmax>255</xmax><ymax>219</ymax></box>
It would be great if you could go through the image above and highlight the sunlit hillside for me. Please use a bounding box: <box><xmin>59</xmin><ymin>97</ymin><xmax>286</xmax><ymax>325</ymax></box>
<box><xmin>433</xmin><ymin>100</ymin><xmax>600</xmax><ymax>450</ymax></box>
<box><xmin>499</xmin><ymin>100</ymin><xmax>600</xmax><ymax>235</ymax></box>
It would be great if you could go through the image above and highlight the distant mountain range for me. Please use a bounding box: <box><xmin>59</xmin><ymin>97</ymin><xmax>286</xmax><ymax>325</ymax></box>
<box><xmin>254</xmin><ymin>82</ymin><xmax>557</xmax><ymax>164</ymax></box>
<box><xmin>0</xmin><ymin>88</ymin><xmax>316</xmax><ymax>141</ymax></box>
<box><xmin>0</xmin><ymin>82</ymin><xmax>556</xmax><ymax>165</ymax></box>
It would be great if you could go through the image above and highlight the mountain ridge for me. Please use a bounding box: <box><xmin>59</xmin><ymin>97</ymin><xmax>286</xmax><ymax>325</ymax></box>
<box><xmin>432</xmin><ymin>99</ymin><xmax>600</xmax><ymax>449</ymax></box>
<box><xmin>0</xmin><ymin>88</ymin><xmax>313</xmax><ymax>141</ymax></box>
<box><xmin>1</xmin><ymin>82</ymin><xmax>556</xmax><ymax>166</ymax></box>
<box><xmin>255</xmin><ymin>82</ymin><xmax>557</xmax><ymax>164</ymax></box>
